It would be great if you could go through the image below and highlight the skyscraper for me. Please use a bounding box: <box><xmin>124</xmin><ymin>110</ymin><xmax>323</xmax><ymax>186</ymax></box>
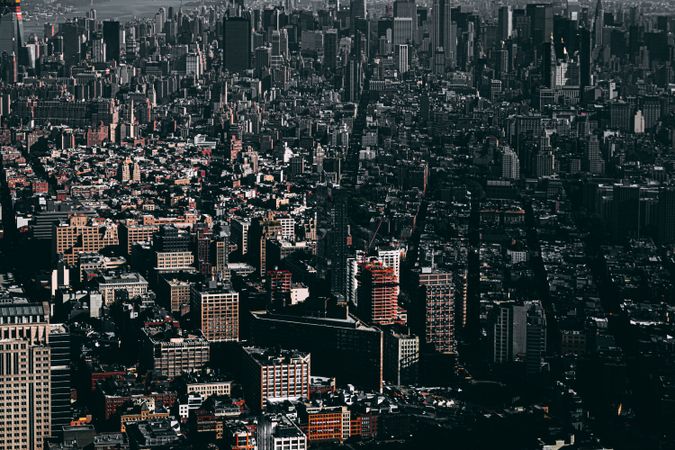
<box><xmin>432</xmin><ymin>0</ymin><xmax>453</xmax><ymax>67</ymax></box>
<box><xmin>501</xmin><ymin>146</ymin><xmax>521</xmax><ymax>180</ymax></box>
<box><xmin>49</xmin><ymin>324</ymin><xmax>71</xmax><ymax>435</ymax></box>
<box><xmin>223</xmin><ymin>17</ymin><xmax>251</xmax><ymax>73</ymax></box>
<box><xmin>0</xmin><ymin>300</ymin><xmax>51</xmax><ymax>449</ymax></box>
<box><xmin>393</xmin><ymin>0</ymin><xmax>416</xmax><ymax>43</ymax></box>
<box><xmin>358</xmin><ymin>261</ymin><xmax>398</xmax><ymax>326</ymax></box>
<box><xmin>323</xmin><ymin>29</ymin><xmax>338</xmax><ymax>70</ymax></box>
<box><xmin>102</xmin><ymin>20</ymin><xmax>121</xmax><ymax>62</ymax></box>
<box><xmin>578</xmin><ymin>27</ymin><xmax>592</xmax><ymax>92</ymax></box>
<box><xmin>0</xmin><ymin>0</ymin><xmax>24</xmax><ymax>57</ymax></box>
<box><xmin>490</xmin><ymin>302</ymin><xmax>527</xmax><ymax>364</ymax></box>
<box><xmin>330</xmin><ymin>188</ymin><xmax>350</xmax><ymax>297</ymax></box>
<box><xmin>658</xmin><ymin>188</ymin><xmax>675</xmax><ymax>243</ymax></box>
<box><xmin>350</xmin><ymin>0</ymin><xmax>367</xmax><ymax>30</ymax></box>
<box><xmin>60</xmin><ymin>21</ymin><xmax>83</xmax><ymax>65</ymax></box>
<box><xmin>525</xmin><ymin>301</ymin><xmax>547</xmax><ymax>375</ymax></box>
<box><xmin>395</xmin><ymin>44</ymin><xmax>409</xmax><ymax>74</ymax></box>
<box><xmin>416</xmin><ymin>270</ymin><xmax>456</xmax><ymax>354</ymax></box>
<box><xmin>392</xmin><ymin>17</ymin><xmax>413</xmax><ymax>45</ymax></box>
<box><xmin>497</xmin><ymin>6</ymin><xmax>512</xmax><ymax>42</ymax></box>
<box><xmin>542</xmin><ymin>40</ymin><xmax>556</xmax><ymax>88</ymax></box>
<box><xmin>527</xmin><ymin>3</ymin><xmax>553</xmax><ymax>46</ymax></box>
<box><xmin>593</xmin><ymin>0</ymin><xmax>604</xmax><ymax>52</ymax></box>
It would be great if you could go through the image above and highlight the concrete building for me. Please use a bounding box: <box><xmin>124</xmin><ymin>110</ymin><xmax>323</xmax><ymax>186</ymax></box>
<box><xmin>54</xmin><ymin>215</ymin><xmax>119</xmax><ymax>266</ymax></box>
<box><xmin>140</xmin><ymin>326</ymin><xmax>210</xmax><ymax>378</ymax></box>
<box><xmin>250</xmin><ymin>309</ymin><xmax>384</xmax><ymax>392</ymax></box>
<box><xmin>416</xmin><ymin>269</ymin><xmax>456</xmax><ymax>354</ymax></box>
<box><xmin>241</xmin><ymin>346</ymin><xmax>311</xmax><ymax>410</ymax></box>
<box><xmin>358</xmin><ymin>261</ymin><xmax>398</xmax><ymax>326</ymax></box>
<box><xmin>384</xmin><ymin>327</ymin><xmax>419</xmax><ymax>385</ymax></box>
<box><xmin>191</xmin><ymin>282</ymin><xmax>239</xmax><ymax>342</ymax></box>
<box><xmin>96</xmin><ymin>272</ymin><xmax>148</xmax><ymax>305</ymax></box>
<box><xmin>257</xmin><ymin>414</ymin><xmax>307</xmax><ymax>450</ymax></box>
<box><xmin>298</xmin><ymin>404</ymin><xmax>350</xmax><ymax>443</ymax></box>
<box><xmin>0</xmin><ymin>301</ymin><xmax>51</xmax><ymax>450</ymax></box>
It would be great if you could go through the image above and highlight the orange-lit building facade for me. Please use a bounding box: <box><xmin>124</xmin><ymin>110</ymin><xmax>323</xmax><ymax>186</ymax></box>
<box><xmin>358</xmin><ymin>261</ymin><xmax>398</xmax><ymax>325</ymax></box>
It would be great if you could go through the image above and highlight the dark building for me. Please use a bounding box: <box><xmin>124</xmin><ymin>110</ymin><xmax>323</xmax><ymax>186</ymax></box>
<box><xmin>323</xmin><ymin>28</ymin><xmax>338</xmax><ymax>70</ymax></box>
<box><xmin>526</xmin><ymin>3</ymin><xmax>553</xmax><ymax>46</ymax></box>
<box><xmin>329</xmin><ymin>188</ymin><xmax>350</xmax><ymax>297</ymax></box>
<box><xmin>153</xmin><ymin>225</ymin><xmax>190</xmax><ymax>252</ymax></box>
<box><xmin>0</xmin><ymin>0</ymin><xmax>23</xmax><ymax>57</ymax></box>
<box><xmin>60</xmin><ymin>21</ymin><xmax>83</xmax><ymax>65</ymax></box>
<box><xmin>102</xmin><ymin>20</ymin><xmax>121</xmax><ymax>62</ymax></box>
<box><xmin>658</xmin><ymin>188</ymin><xmax>675</xmax><ymax>243</ymax></box>
<box><xmin>223</xmin><ymin>17</ymin><xmax>251</xmax><ymax>73</ymax></box>
<box><xmin>612</xmin><ymin>184</ymin><xmax>640</xmax><ymax>239</ymax></box>
<box><xmin>578</xmin><ymin>27</ymin><xmax>592</xmax><ymax>91</ymax></box>
<box><xmin>542</xmin><ymin>40</ymin><xmax>555</xmax><ymax>88</ymax></box>
<box><xmin>250</xmin><ymin>308</ymin><xmax>384</xmax><ymax>392</ymax></box>
<box><xmin>50</xmin><ymin>324</ymin><xmax>72</xmax><ymax>434</ymax></box>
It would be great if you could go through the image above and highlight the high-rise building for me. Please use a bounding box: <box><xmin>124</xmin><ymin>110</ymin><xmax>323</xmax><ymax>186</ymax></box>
<box><xmin>358</xmin><ymin>261</ymin><xmax>398</xmax><ymax>326</ymax></box>
<box><xmin>593</xmin><ymin>0</ymin><xmax>604</xmax><ymax>52</ymax></box>
<box><xmin>395</xmin><ymin>43</ymin><xmax>409</xmax><ymax>74</ymax></box>
<box><xmin>255</xmin><ymin>45</ymin><xmax>271</xmax><ymax>78</ymax></box>
<box><xmin>489</xmin><ymin>302</ymin><xmax>527</xmax><ymax>364</ymax></box>
<box><xmin>92</xmin><ymin>36</ymin><xmax>106</xmax><ymax>63</ymax></box>
<box><xmin>191</xmin><ymin>282</ymin><xmax>239</xmax><ymax>342</ymax></box>
<box><xmin>383</xmin><ymin>327</ymin><xmax>419</xmax><ymax>385</ymax></box>
<box><xmin>526</xmin><ymin>3</ymin><xmax>553</xmax><ymax>46</ymax></box>
<box><xmin>345</xmin><ymin>54</ymin><xmax>362</xmax><ymax>102</ymax></box>
<box><xmin>60</xmin><ymin>21</ymin><xmax>83</xmax><ymax>65</ymax></box>
<box><xmin>416</xmin><ymin>270</ymin><xmax>456</xmax><ymax>354</ymax></box>
<box><xmin>658</xmin><ymin>188</ymin><xmax>675</xmax><ymax>243</ymax></box>
<box><xmin>583</xmin><ymin>135</ymin><xmax>604</xmax><ymax>174</ymax></box>
<box><xmin>241</xmin><ymin>346</ymin><xmax>311</xmax><ymax>410</ymax></box>
<box><xmin>392</xmin><ymin>17</ymin><xmax>413</xmax><ymax>45</ymax></box>
<box><xmin>248</xmin><ymin>217</ymin><xmax>282</xmax><ymax>277</ymax></box>
<box><xmin>350</xmin><ymin>0</ymin><xmax>367</xmax><ymax>28</ymax></box>
<box><xmin>497</xmin><ymin>6</ymin><xmax>512</xmax><ymax>42</ymax></box>
<box><xmin>330</xmin><ymin>188</ymin><xmax>350</xmax><ymax>297</ymax></box>
<box><xmin>393</xmin><ymin>0</ymin><xmax>416</xmax><ymax>43</ymax></box>
<box><xmin>49</xmin><ymin>324</ymin><xmax>70</xmax><ymax>435</ymax></box>
<box><xmin>323</xmin><ymin>29</ymin><xmax>338</xmax><ymax>70</ymax></box>
<box><xmin>502</xmin><ymin>146</ymin><xmax>521</xmax><ymax>180</ymax></box>
<box><xmin>490</xmin><ymin>300</ymin><xmax>547</xmax><ymax>374</ymax></box>
<box><xmin>542</xmin><ymin>40</ymin><xmax>556</xmax><ymax>88</ymax></box>
<box><xmin>525</xmin><ymin>301</ymin><xmax>547</xmax><ymax>375</ymax></box>
<box><xmin>634</xmin><ymin>110</ymin><xmax>645</xmax><ymax>134</ymax></box>
<box><xmin>223</xmin><ymin>17</ymin><xmax>251</xmax><ymax>73</ymax></box>
<box><xmin>0</xmin><ymin>300</ymin><xmax>51</xmax><ymax>449</ymax></box>
<box><xmin>612</xmin><ymin>184</ymin><xmax>640</xmax><ymax>239</ymax></box>
<box><xmin>578</xmin><ymin>27</ymin><xmax>592</xmax><ymax>93</ymax></box>
<box><xmin>211</xmin><ymin>222</ymin><xmax>230</xmax><ymax>282</ymax></box>
<box><xmin>268</xmin><ymin>269</ymin><xmax>292</xmax><ymax>307</ymax></box>
<box><xmin>432</xmin><ymin>0</ymin><xmax>453</xmax><ymax>67</ymax></box>
<box><xmin>102</xmin><ymin>20</ymin><xmax>121</xmax><ymax>62</ymax></box>
<box><xmin>231</xmin><ymin>218</ymin><xmax>251</xmax><ymax>256</ymax></box>
<box><xmin>0</xmin><ymin>0</ymin><xmax>24</xmax><ymax>57</ymax></box>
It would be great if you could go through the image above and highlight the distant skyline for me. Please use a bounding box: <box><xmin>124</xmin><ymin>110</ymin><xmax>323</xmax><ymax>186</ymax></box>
<box><xmin>22</xmin><ymin>0</ymin><xmax>187</xmax><ymax>33</ymax></box>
